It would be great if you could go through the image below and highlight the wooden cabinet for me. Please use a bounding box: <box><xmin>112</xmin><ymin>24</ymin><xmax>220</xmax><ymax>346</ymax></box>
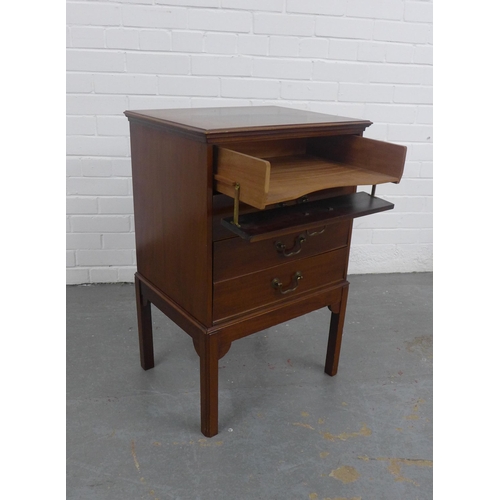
<box><xmin>124</xmin><ymin>106</ymin><xmax>406</xmax><ymax>437</ymax></box>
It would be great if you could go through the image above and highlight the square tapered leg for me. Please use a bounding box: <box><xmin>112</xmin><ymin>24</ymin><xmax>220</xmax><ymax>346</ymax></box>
<box><xmin>135</xmin><ymin>274</ymin><xmax>154</xmax><ymax>371</ymax></box>
<box><xmin>199</xmin><ymin>334</ymin><xmax>219</xmax><ymax>437</ymax></box>
<box><xmin>325</xmin><ymin>284</ymin><xmax>349</xmax><ymax>376</ymax></box>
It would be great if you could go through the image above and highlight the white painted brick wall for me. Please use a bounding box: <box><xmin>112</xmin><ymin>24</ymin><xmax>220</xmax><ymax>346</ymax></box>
<box><xmin>67</xmin><ymin>0</ymin><xmax>433</xmax><ymax>284</ymax></box>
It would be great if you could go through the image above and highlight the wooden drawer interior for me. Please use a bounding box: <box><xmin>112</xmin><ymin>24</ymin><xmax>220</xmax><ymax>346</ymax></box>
<box><xmin>214</xmin><ymin>135</ymin><xmax>406</xmax><ymax>210</ymax></box>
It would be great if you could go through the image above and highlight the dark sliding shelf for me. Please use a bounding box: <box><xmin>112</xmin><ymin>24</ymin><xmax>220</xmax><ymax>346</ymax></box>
<box><xmin>220</xmin><ymin>191</ymin><xmax>394</xmax><ymax>242</ymax></box>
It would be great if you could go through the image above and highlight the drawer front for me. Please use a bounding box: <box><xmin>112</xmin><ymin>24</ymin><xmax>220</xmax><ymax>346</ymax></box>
<box><xmin>213</xmin><ymin>221</ymin><xmax>350</xmax><ymax>282</ymax></box>
<box><xmin>213</xmin><ymin>247</ymin><xmax>348</xmax><ymax>322</ymax></box>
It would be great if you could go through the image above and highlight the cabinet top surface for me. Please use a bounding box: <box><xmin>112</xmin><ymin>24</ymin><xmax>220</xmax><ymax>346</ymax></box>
<box><xmin>124</xmin><ymin>106</ymin><xmax>371</xmax><ymax>141</ymax></box>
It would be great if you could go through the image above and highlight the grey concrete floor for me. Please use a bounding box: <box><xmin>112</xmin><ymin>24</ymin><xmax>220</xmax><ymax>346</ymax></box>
<box><xmin>67</xmin><ymin>273</ymin><xmax>432</xmax><ymax>500</ymax></box>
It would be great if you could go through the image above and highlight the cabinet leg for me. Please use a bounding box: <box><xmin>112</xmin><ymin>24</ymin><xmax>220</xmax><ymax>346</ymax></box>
<box><xmin>325</xmin><ymin>284</ymin><xmax>349</xmax><ymax>376</ymax></box>
<box><xmin>135</xmin><ymin>275</ymin><xmax>154</xmax><ymax>370</ymax></box>
<box><xmin>199</xmin><ymin>334</ymin><xmax>219</xmax><ymax>437</ymax></box>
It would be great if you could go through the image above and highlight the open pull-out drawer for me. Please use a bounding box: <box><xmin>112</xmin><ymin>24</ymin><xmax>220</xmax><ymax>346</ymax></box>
<box><xmin>214</xmin><ymin>135</ymin><xmax>407</xmax><ymax>210</ymax></box>
<box><xmin>214</xmin><ymin>135</ymin><xmax>406</xmax><ymax>242</ymax></box>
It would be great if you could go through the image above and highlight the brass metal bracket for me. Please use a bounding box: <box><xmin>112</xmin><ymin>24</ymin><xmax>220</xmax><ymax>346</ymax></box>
<box><xmin>232</xmin><ymin>183</ymin><xmax>241</xmax><ymax>227</ymax></box>
<box><xmin>214</xmin><ymin>174</ymin><xmax>241</xmax><ymax>227</ymax></box>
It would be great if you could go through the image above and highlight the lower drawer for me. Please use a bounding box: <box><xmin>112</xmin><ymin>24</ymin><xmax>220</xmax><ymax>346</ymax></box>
<box><xmin>213</xmin><ymin>246</ymin><xmax>348</xmax><ymax>322</ymax></box>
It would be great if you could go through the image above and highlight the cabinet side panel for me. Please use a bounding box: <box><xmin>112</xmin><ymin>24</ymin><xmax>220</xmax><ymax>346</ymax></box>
<box><xmin>129</xmin><ymin>121</ymin><xmax>212</xmax><ymax>326</ymax></box>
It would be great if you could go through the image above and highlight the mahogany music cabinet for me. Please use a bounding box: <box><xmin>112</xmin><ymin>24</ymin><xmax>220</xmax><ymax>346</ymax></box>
<box><xmin>124</xmin><ymin>106</ymin><xmax>406</xmax><ymax>437</ymax></box>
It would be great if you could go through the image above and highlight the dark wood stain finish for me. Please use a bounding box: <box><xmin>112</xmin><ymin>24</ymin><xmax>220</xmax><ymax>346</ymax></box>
<box><xmin>129</xmin><ymin>121</ymin><xmax>212</xmax><ymax>326</ymax></box>
<box><xmin>124</xmin><ymin>106</ymin><xmax>406</xmax><ymax>437</ymax></box>
<box><xmin>125</xmin><ymin>105</ymin><xmax>372</xmax><ymax>143</ymax></box>
<box><xmin>213</xmin><ymin>247</ymin><xmax>348</xmax><ymax>322</ymax></box>
<box><xmin>213</xmin><ymin>220</ymin><xmax>350</xmax><ymax>282</ymax></box>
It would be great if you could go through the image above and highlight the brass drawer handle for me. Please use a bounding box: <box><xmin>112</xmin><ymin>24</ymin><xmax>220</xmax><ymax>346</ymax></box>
<box><xmin>307</xmin><ymin>226</ymin><xmax>326</xmax><ymax>236</ymax></box>
<box><xmin>271</xmin><ymin>271</ymin><xmax>303</xmax><ymax>295</ymax></box>
<box><xmin>275</xmin><ymin>235</ymin><xmax>306</xmax><ymax>257</ymax></box>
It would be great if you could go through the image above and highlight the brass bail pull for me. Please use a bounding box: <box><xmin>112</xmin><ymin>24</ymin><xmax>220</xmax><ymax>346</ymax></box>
<box><xmin>306</xmin><ymin>226</ymin><xmax>326</xmax><ymax>237</ymax></box>
<box><xmin>275</xmin><ymin>235</ymin><xmax>306</xmax><ymax>257</ymax></box>
<box><xmin>271</xmin><ymin>271</ymin><xmax>303</xmax><ymax>295</ymax></box>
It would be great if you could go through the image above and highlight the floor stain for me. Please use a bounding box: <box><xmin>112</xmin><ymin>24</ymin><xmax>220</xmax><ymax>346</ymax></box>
<box><xmin>405</xmin><ymin>335</ymin><xmax>433</xmax><ymax>358</ymax></box>
<box><xmin>359</xmin><ymin>456</ymin><xmax>432</xmax><ymax>486</ymax></box>
<box><xmin>170</xmin><ymin>439</ymin><xmax>223</xmax><ymax>447</ymax></box>
<box><xmin>198</xmin><ymin>438</ymin><xmax>223</xmax><ymax>447</ymax></box>
<box><xmin>329</xmin><ymin>466</ymin><xmax>360</xmax><ymax>483</ymax></box>
<box><xmin>131</xmin><ymin>440</ymin><xmax>140</xmax><ymax>472</ymax></box>
<box><xmin>404</xmin><ymin>398</ymin><xmax>426</xmax><ymax>421</ymax></box>
<box><xmin>309</xmin><ymin>494</ymin><xmax>318</xmax><ymax>500</ymax></box>
<box><xmin>293</xmin><ymin>422</ymin><xmax>315</xmax><ymax>430</ymax></box>
<box><xmin>380</xmin><ymin>457</ymin><xmax>432</xmax><ymax>486</ymax></box>
<box><xmin>322</xmin><ymin>424</ymin><xmax>372</xmax><ymax>442</ymax></box>
<box><xmin>320</xmin><ymin>451</ymin><xmax>330</xmax><ymax>458</ymax></box>
<box><xmin>132</xmin><ymin>441</ymin><xmax>158</xmax><ymax>499</ymax></box>
<box><xmin>405</xmin><ymin>414</ymin><xmax>420</xmax><ymax>421</ymax></box>
<box><xmin>324</xmin><ymin>497</ymin><xmax>362</xmax><ymax>500</ymax></box>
